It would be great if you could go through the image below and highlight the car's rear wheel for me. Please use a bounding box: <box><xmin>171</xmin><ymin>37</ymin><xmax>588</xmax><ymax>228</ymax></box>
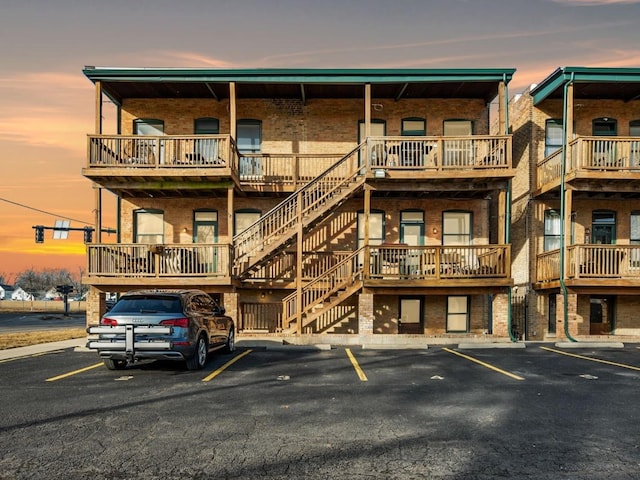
<box><xmin>222</xmin><ymin>327</ymin><xmax>235</xmax><ymax>353</ymax></box>
<box><xmin>186</xmin><ymin>335</ymin><xmax>208</xmax><ymax>370</ymax></box>
<box><xmin>104</xmin><ymin>358</ymin><xmax>127</xmax><ymax>370</ymax></box>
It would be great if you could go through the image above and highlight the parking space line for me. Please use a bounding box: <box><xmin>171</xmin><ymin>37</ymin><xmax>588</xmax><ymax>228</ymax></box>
<box><xmin>443</xmin><ymin>348</ymin><xmax>525</xmax><ymax>381</ymax></box>
<box><xmin>45</xmin><ymin>362</ymin><xmax>105</xmax><ymax>382</ymax></box>
<box><xmin>202</xmin><ymin>349</ymin><xmax>252</xmax><ymax>382</ymax></box>
<box><xmin>345</xmin><ymin>348</ymin><xmax>368</xmax><ymax>382</ymax></box>
<box><xmin>541</xmin><ymin>346</ymin><xmax>640</xmax><ymax>371</ymax></box>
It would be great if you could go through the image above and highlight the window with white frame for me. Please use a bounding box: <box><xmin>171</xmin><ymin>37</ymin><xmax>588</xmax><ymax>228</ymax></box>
<box><xmin>544</xmin><ymin>210</ymin><xmax>561</xmax><ymax>251</ymax></box>
<box><xmin>545</xmin><ymin>119</ymin><xmax>563</xmax><ymax>158</ymax></box>
<box><xmin>134</xmin><ymin>209</ymin><xmax>164</xmax><ymax>244</ymax></box>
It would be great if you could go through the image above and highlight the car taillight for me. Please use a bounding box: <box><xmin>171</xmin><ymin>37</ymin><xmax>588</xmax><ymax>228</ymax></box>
<box><xmin>160</xmin><ymin>317</ymin><xmax>189</xmax><ymax>328</ymax></box>
<box><xmin>101</xmin><ymin>317</ymin><xmax>118</xmax><ymax>326</ymax></box>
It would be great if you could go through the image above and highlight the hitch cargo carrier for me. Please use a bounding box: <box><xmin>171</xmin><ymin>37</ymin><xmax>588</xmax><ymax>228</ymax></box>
<box><xmin>86</xmin><ymin>324</ymin><xmax>174</xmax><ymax>359</ymax></box>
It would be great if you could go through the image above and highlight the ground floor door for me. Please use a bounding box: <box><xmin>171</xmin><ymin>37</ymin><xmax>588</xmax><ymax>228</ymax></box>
<box><xmin>590</xmin><ymin>295</ymin><xmax>615</xmax><ymax>335</ymax></box>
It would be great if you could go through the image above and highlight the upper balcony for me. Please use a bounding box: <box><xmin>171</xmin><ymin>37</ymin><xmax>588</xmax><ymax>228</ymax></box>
<box><xmin>83</xmin><ymin>134</ymin><xmax>513</xmax><ymax>196</ymax></box>
<box><xmin>536</xmin><ymin>137</ymin><xmax>640</xmax><ymax>196</ymax></box>
<box><xmin>535</xmin><ymin>244</ymin><xmax>640</xmax><ymax>288</ymax></box>
<box><xmin>85</xmin><ymin>243</ymin><xmax>511</xmax><ymax>289</ymax></box>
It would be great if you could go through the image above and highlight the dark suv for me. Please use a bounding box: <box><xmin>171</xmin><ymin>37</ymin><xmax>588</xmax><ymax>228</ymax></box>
<box><xmin>87</xmin><ymin>289</ymin><xmax>234</xmax><ymax>370</ymax></box>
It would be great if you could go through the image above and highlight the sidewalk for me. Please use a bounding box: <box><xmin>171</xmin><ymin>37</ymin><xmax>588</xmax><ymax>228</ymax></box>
<box><xmin>0</xmin><ymin>338</ymin><xmax>87</xmax><ymax>361</ymax></box>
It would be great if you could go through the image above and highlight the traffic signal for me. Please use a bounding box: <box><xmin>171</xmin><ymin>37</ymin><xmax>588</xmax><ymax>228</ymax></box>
<box><xmin>34</xmin><ymin>226</ymin><xmax>45</xmax><ymax>243</ymax></box>
<box><xmin>83</xmin><ymin>227</ymin><xmax>93</xmax><ymax>243</ymax></box>
<box><xmin>56</xmin><ymin>285</ymin><xmax>73</xmax><ymax>295</ymax></box>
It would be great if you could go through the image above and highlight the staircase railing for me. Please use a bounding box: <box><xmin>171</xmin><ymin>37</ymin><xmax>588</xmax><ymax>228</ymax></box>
<box><xmin>282</xmin><ymin>248</ymin><xmax>364</xmax><ymax>332</ymax></box>
<box><xmin>233</xmin><ymin>143</ymin><xmax>366</xmax><ymax>276</ymax></box>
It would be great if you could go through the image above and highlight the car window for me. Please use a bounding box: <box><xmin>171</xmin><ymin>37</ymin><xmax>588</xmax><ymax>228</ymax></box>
<box><xmin>190</xmin><ymin>294</ymin><xmax>213</xmax><ymax>314</ymax></box>
<box><xmin>109</xmin><ymin>295</ymin><xmax>182</xmax><ymax>314</ymax></box>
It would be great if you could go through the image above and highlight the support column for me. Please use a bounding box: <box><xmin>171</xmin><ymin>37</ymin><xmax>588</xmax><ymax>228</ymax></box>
<box><xmin>498</xmin><ymin>81</ymin><xmax>506</xmax><ymax>135</ymax></box>
<box><xmin>564</xmin><ymin>188</ymin><xmax>573</xmax><ymax>278</ymax></box>
<box><xmin>492</xmin><ymin>292</ymin><xmax>509</xmax><ymax>337</ymax></box>
<box><xmin>94</xmin><ymin>81</ymin><xmax>103</xmax><ymax>243</ymax></box>
<box><xmin>358</xmin><ymin>292</ymin><xmax>374</xmax><ymax>335</ymax></box>
<box><xmin>497</xmin><ymin>189</ymin><xmax>506</xmax><ymax>245</ymax></box>
<box><xmin>363</xmin><ymin>186</ymin><xmax>371</xmax><ymax>277</ymax></box>
<box><xmin>227</xmin><ymin>186</ymin><xmax>234</xmax><ymax>277</ymax></box>
<box><xmin>87</xmin><ymin>287</ymin><xmax>105</xmax><ymax>327</ymax></box>
<box><xmin>229</xmin><ymin>82</ymin><xmax>237</xmax><ymax>140</ymax></box>
<box><xmin>223</xmin><ymin>292</ymin><xmax>239</xmax><ymax>328</ymax></box>
<box><xmin>559</xmin><ymin>292</ymin><xmax>578</xmax><ymax>339</ymax></box>
<box><xmin>364</xmin><ymin>83</ymin><xmax>371</xmax><ymax>139</ymax></box>
<box><xmin>296</xmin><ymin>191</ymin><xmax>303</xmax><ymax>335</ymax></box>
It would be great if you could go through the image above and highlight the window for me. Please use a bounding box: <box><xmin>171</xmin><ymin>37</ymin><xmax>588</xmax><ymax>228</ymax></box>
<box><xmin>443</xmin><ymin>120</ymin><xmax>473</xmax><ymax>166</ymax></box>
<box><xmin>442</xmin><ymin>211</ymin><xmax>471</xmax><ymax>246</ymax></box>
<box><xmin>544</xmin><ymin>210</ymin><xmax>561</xmax><ymax>251</ymax></box>
<box><xmin>237</xmin><ymin>120</ymin><xmax>262</xmax><ymax>178</ymax></box>
<box><xmin>134</xmin><ymin>209</ymin><xmax>164</xmax><ymax>244</ymax></box>
<box><xmin>133</xmin><ymin>119</ymin><xmax>164</xmax><ymax>135</ymax></box>
<box><xmin>358</xmin><ymin>119</ymin><xmax>386</xmax><ymax>142</ymax></box>
<box><xmin>400</xmin><ymin>211</ymin><xmax>424</xmax><ymax>246</ymax></box>
<box><xmin>193</xmin><ymin>210</ymin><xmax>218</xmax><ymax>243</ymax></box>
<box><xmin>592</xmin><ymin>118</ymin><xmax>617</xmax><ymax>136</ymax></box>
<box><xmin>631</xmin><ymin>211</ymin><xmax>640</xmax><ymax>268</ymax></box>
<box><xmin>357</xmin><ymin>211</ymin><xmax>385</xmax><ymax>247</ymax></box>
<box><xmin>235</xmin><ymin>209</ymin><xmax>261</xmax><ymax>236</ymax></box>
<box><xmin>194</xmin><ymin>117</ymin><xmax>219</xmax><ymax>134</ymax></box>
<box><xmin>447</xmin><ymin>296</ymin><xmax>469</xmax><ymax>332</ymax></box>
<box><xmin>401</xmin><ymin>117</ymin><xmax>426</xmax><ymax>136</ymax></box>
<box><xmin>545</xmin><ymin>119</ymin><xmax>563</xmax><ymax>157</ymax></box>
<box><xmin>592</xmin><ymin>210</ymin><xmax>616</xmax><ymax>245</ymax></box>
<box><xmin>443</xmin><ymin>119</ymin><xmax>472</xmax><ymax>136</ymax></box>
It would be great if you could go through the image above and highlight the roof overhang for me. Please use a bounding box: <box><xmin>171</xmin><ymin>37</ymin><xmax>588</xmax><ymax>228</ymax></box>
<box><xmin>531</xmin><ymin>67</ymin><xmax>640</xmax><ymax>105</ymax></box>
<box><xmin>82</xmin><ymin>67</ymin><xmax>516</xmax><ymax>106</ymax></box>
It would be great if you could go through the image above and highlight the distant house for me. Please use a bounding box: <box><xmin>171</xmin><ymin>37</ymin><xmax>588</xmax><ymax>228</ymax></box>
<box><xmin>11</xmin><ymin>287</ymin><xmax>34</xmax><ymax>301</ymax></box>
<box><xmin>44</xmin><ymin>287</ymin><xmax>61</xmax><ymax>301</ymax></box>
<box><xmin>0</xmin><ymin>284</ymin><xmax>12</xmax><ymax>300</ymax></box>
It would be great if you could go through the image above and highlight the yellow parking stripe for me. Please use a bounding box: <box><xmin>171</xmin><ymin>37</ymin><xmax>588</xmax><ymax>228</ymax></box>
<box><xmin>45</xmin><ymin>362</ymin><xmax>105</xmax><ymax>382</ymax></box>
<box><xmin>345</xmin><ymin>348</ymin><xmax>368</xmax><ymax>382</ymax></box>
<box><xmin>541</xmin><ymin>346</ymin><xmax>640</xmax><ymax>371</ymax></box>
<box><xmin>202</xmin><ymin>349</ymin><xmax>252</xmax><ymax>382</ymax></box>
<box><xmin>443</xmin><ymin>348</ymin><xmax>525</xmax><ymax>381</ymax></box>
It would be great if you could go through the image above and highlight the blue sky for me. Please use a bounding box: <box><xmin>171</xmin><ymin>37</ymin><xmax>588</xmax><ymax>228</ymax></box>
<box><xmin>1</xmin><ymin>0</ymin><xmax>639</xmax><ymax>278</ymax></box>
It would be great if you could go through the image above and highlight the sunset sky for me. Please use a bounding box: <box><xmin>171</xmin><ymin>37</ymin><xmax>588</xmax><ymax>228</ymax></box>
<box><xmin>1</xmin><ymin>0</ymin><xmax>640</xmax><ymax>282</ymax></box>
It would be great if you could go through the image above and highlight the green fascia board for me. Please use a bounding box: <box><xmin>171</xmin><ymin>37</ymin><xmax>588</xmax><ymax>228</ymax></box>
<box><xmin>83</xmin><ymin>67</ymin><xmax>515</xmax><ymax>85</ymax></box>
<box><xmin>531</xmin><ymin>67</ymin><xmax>640</xmax><ymax>105</ymax></box>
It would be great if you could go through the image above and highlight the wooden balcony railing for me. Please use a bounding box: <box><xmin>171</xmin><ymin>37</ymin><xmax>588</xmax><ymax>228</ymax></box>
<box><xmin>536</xmin><ymin>245</ymin><xmax>640</xmax><ymax>283</ymax></box>
<box><xmin>86</xmin><ymin>244</ymin><xmax>231</xmax><ymax>278</ymax></box>
<box><xmin>368</xmin><ymin>244</ymin><xmax>510</xmax><ymax>280</ymax></box>
<box><xmin>367</xmin><ymin>135</ymin><xmax>511</xmax><ymax>171</ymax></box>
<box><xmin>537</xmin><ymin>137</ymin><xmax>640</xmax><ymax>189</ymax></box>
<box><xmin>87</xmin><ymin>135</ymin><xmax>237</xmax><ymax>170</ymax></box>
<box><xmin>237</xmin><ymin>154</ymin><xmax>344</xmax><ymax>188</ymax></box>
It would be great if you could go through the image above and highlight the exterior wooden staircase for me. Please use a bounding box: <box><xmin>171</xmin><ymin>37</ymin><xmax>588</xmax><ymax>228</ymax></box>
<box><xmin>282</xmin><ymin>248</ymin><xmax>364</xmax><ymax>334</ymax></box>
<box><xmin>233</xmin><ymin>144</ymin><xmax>366</xmax><ymax>278</ymax></box>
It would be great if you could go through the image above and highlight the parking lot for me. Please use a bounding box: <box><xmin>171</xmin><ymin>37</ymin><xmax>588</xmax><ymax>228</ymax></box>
<box><xmin>1</xmin><ymin>343</ymin><xmax>640</xmax><ymax>479</ymax></box>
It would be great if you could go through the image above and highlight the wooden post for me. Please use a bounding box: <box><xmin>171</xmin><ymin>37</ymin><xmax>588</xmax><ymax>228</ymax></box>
<box><xmin>497</xmin><ymin>189</ymin><xmax>506</xmax><ymax>245</ymax></box>
<box><xmin>363</xmin><ymin>186</ymin><xmax>371</xmax><ymax>278</ymax></box>
<box><xmin>94</xmin><ymin>81</ymin><xmax>103</xmax><ymax>243</ymax></box>
<box><xmin>296</xmin><ymin>191</ymin><xmax>303</xmax><ymax>335</ymax></box>
<box><xmin>564</xmin><ymin>188</ymin><xmax>573</xmax><ymax>280</ymax></box>
<box><xmin>229</xmin><ymin>82</ymin><xmax>237</xmax><ymax>140</ymax></box>
<box><xmin>498</xmin><ymin>81</ymin><xmax>506</xmax><ymax>135</ymax></box>
<box><xmin>227</xmin><ymin>186</ymin><xmax>234</xmax><ymax>277</ymax></box>
<box><xmin>364</xmin><ymin>83</ymin><xmax>372</xmax><ymax>139</ymax></box>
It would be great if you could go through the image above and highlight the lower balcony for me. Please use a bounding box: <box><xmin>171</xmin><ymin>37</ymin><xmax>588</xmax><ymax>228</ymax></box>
<box><xmin>536</xmin><ymin>245</ymin><xmax>640</xmax><ymax>287</ymax></box>
<box><xmin>84</xmin><ymin>244</ymin><xmax>232</xmax><ymax>286</ymax></box>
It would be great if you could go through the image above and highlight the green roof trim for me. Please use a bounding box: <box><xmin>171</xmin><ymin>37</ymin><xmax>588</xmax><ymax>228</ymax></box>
<box><xmin>83</xmin><ymin>67</ymin><xmax>515</xmax><ymax>85</ymax></box>
<box><xmin>531</xmin><ymin>67</ymin><xmax>640</xmax><ymax>105</ymax></box>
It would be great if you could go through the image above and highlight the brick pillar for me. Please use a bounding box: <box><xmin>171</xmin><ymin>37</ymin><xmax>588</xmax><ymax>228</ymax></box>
<box><xmin>492</xmin><ymin>292</ymin><xmax>509</xmax><ymax>338</ymax></box>
<box><xmin>558</xmin><ymin>292</ymin><xmax>578</xmax><ymax>339</ymax></box>
<box><xmin>358</xmin><ymin>293</ymin><xmax>374</xmax><ymax>335</ymax></box>
<box><xmin>86</xmin><ymin>287</ymin><xmax>105</xmax><ymax>327</ymax></box>
<box><xmin>223</xmin><ymin>292</ymin><xmax>239</xmax><ymax>329</ymax></box>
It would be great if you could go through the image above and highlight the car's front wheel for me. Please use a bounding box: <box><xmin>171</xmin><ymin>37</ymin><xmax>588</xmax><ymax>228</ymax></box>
<box><xmin>104</xmin><ymin>358</ymin><xmax>127</xmax><ymax>370</ymax></box>
<box><xmin>186</xmin><ymin>335</ymin><xmax>208</xmax><ymax>370</ymax></box>
<box><xmin>223</xmin><ymin>327</ymin><xmax>235</xmax><ymax>353</ymax></box>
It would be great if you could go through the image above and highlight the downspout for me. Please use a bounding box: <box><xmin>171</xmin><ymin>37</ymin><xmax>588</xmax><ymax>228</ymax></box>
<box><xmin>560</xmin><ymin>73</ymin><xmax>578</xmax><ymax>342</ymax></box>
<box><xmin>503</xmin><ymin>76</ymin><xmax>517</xmax><ymax>342</ymax></box>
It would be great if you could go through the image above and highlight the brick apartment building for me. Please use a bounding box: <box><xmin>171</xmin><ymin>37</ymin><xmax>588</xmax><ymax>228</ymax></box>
<box><xmin>81</xmin><ymin>67</ymin><xmax>516</xmax><ymax>342</ymax></box>
<box><xmin>510</xmin><ymin>67</ymin><xmax>640</xmax><ymax>341</ymax></box>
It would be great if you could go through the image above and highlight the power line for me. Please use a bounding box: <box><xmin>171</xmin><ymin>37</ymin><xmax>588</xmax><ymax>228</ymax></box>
<box><xmin>0</xmin><ymin>196</ymin><xmax>93</xmax><ymax>225</ymax></box>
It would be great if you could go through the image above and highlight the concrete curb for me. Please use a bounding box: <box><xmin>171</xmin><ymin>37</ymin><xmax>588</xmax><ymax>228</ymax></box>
<box><xmin>555</xmin><ymin>342</ymin><xmax>625</xmax><ymax>349</ymax></box>
<box><xmin>458</xmin><ymin>342</ymin><xmax>526</xmax><ymax>349</ymax></box>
